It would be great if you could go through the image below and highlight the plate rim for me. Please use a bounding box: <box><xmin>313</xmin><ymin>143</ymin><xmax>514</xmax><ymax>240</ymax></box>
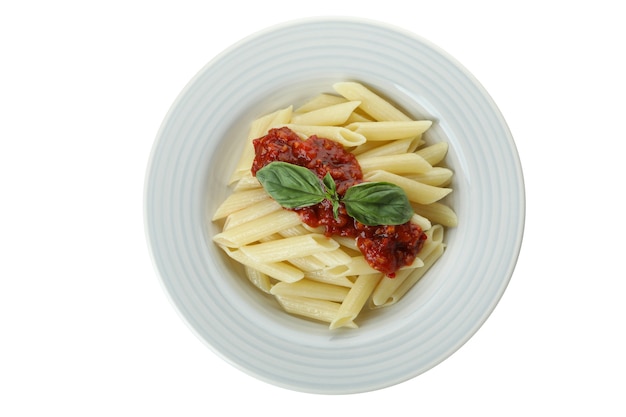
<box><xmin>144</xmin><ymin>16</ymin><xmax>525</xmax><ymax>394</ymax></box>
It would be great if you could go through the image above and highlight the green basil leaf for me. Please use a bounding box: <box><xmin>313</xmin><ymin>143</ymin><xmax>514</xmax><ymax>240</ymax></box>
<box><xmin>255</xmin><ymin>162</ymin><xmax>325</xmax><ymax>208</ymax></box>
<box><xmin>343</xmin><ymin>182</ymin><xmax>413</xmax><ymax>226</ymax></box>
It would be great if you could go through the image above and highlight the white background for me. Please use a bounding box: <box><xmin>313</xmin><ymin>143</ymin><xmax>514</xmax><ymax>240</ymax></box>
<box><xmin>1</xmin><ymin>1</ymin><xmax>624</xmax><ymax>415</ymax></box>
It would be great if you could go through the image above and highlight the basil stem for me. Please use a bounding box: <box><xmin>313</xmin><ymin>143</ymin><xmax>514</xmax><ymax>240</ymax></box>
<box><xmin>323</xmin><ymin>172</ymin><xmax>340</xmax><ymax>220</ymax></box>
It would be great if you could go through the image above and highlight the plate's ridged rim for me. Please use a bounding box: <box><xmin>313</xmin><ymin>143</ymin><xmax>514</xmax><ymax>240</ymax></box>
<box><xmin>144</xmin><ymin>17</ymin><xmax>525</xmax><ymax>394</ymax></box>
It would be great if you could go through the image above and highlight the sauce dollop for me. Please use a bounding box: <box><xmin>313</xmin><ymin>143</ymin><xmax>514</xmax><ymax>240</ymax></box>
<box><xmin>252</xmin><ymin>127</ymin><xmax>426</xmax><ymax>276</ymax></box>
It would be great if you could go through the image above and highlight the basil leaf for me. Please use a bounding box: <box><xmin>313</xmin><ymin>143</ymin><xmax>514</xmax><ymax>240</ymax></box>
<box><xmin>343</xmin><ymin>182</ymin><xmax>413</xmax><ymax>226</ymax></box>
<box><xmin>255</xmin><ymin>162</ymin><xmax>325</xmax><ymax>208</ymax></box>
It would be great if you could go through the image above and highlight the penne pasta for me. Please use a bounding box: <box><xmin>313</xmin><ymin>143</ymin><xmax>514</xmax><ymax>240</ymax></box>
<box><xmin>228</xmin><ymin>107</ymin><xmax>293</xmax><ymax>184</ymax></box>
<box><xmin>409</xmin><ymin>167</ymin><xmax>454</xmax><ymax>187</ymax></box>
<box><xmin>244</xmin><ymin>266</ymin><xmax>273</xmax><ymax>294</ymax></box>
<box><xmin>333</xmin><ymin>81</ymin><xmax>412</xmax><ymax>121</ymax></box>
<box><xmin>357</xmin><ymin>153</ymin><xmax>432</xmax><ymax>175</ymax></box>
<box><xmin>386</xmin><ymin>243</ymin><xmax>445</xmax><ymax>306</ymax></box>
<box><xmin>371</xmin><ymin>228</ymin><xmax>444</xmax><ymax>307</ymax></box>
<box><xmin>303</xmin><ymin>270</ymin><xmax>355</xmax><ymax>288</ymax></box>
<box><xmin>222</xmin><ymin>247</ymin><xmax>304</xmax><ymax>283</ymax></box>
<box><xmin>364</xmin><ymin>170</ymin><xmax>452</xmax><ymax>205</ymax></box>
<box><xmin>294</xmin><ymin>93</ymin><xmax>347</xmax><ymax>113</ymax></box>
<box><xmin>416</xmin><ymin>141</ymin><xmax>449</xmax><ymax>166</ymax></box>
<box><xmin>324</xmin><ymin>256</ymin><xmax>380</xmax><ymax>277</ymax></box>
<box><xmin>275</xmin><ymin>295</ymin><xmax>358</xmax><ymax>328</ymax></box>
<box><xmin>344</xmin><ymin>110</ymin><xmax>373</xmax><ymax>124</ymax></box>
<box><xmin>412</xmin><ymin>202</ymin><xmax>458</xmax><ymax>228</ymax></box>
<box><xmin>311</xmin><ymin>248</ymin><xmax>353</xmax><ymax>267</ymax></box>
<box><xmin>351</xmin><ymin>138</ymin><xmax>414</xmax><ymax>158</ymax></box>
<box><xmin>270</xmin><ymin>279</ymin><xmax>350</xmax><ymax>302</ymax></box>
<box><xmin>285</xmin><ymin>124</ymin><xmax>366</xmax><ymax>147</ymax></box>
<box><xmin>232</xmin><ymin>173</ymin><xmax>261</xmax><ymax>191</ymax></box>
<box><xmin>213</xmin><ymin>210</ymin><xmax>302</xmax><ymax>248</ymax></box>
<box><xmin>239</xmin><ymin>234</ymin><xmax>339</xmax><ymax>263</ymax></box>
<box><xmin>345</xmin><ymin>120</ymin><xmax>432</xmax><ymax>141</ymax></box>
<box><xmin>371</xmin><ymin>268</ymin><xmax>414</xmax><ymax>307</ymax></box>
<box><xmin>223</xmin><ymin>198</ymin><xmax>282</xmax><ymax>230</ymax></box>
<box><xmin>287</xmin><ymin>256</ymin><xmax>327</xmax><ymax>272</ymax></box>
<box><xmin>212</xmin><ymin>188</ymin><xmax>271</xmax><ymax>221</ymax></box>
<box><xmin>411</xmin><ymin>212</ymin><xmax>432</xmax><ymax>232</ymax></box>
<box><xmin>290</xmin><ymin>101</ymin><xmax>361</xmax><ymax>126</ymax></box>
<box><xmin>330</xmin><ymin>273</ymin><xmax>382</xmax><ymax>329</ymax></box>
<box><xmin>213</xmin><ymin>81</ymin><xmax>457</xmax><ymax>328</ymax></box>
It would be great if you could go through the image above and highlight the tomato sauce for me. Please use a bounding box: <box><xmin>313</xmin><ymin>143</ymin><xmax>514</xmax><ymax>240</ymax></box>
<box><xmin>251</xmin><ymin>127</ymin><xmax>426</xmax><ymax>277</ymax></box>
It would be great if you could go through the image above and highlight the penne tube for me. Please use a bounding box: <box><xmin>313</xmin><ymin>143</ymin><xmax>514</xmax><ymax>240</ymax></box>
<box><xmin>414</xmin><ymin>233</ymin><xmax>441</xmax><ymax>263</ymax></box>
<box><xmin>290</xmin><ymin>101</ymin><xmax>361</xmax><ymax>126</ymax></box>
<box><xmin>244</xmin><ymin>266</ymin><xmax>273</xmax><ymax>294</ymax></box>
<box><xmin>332</xmin><ymin>236</ymin><xmax>359</xmax><ymax>251</ymax></box>
<box><xmin>333</xmin><ymin>81</ymin><xmax>412</xmax><ymax>121</ymax></box>
<box><xmin>277</xmin><ymin>225</ymin><xmax>313</xmax><ymax>238</ymax></box>
<box><xmin>223</xmin><ymin>198</ymin><xmax>282</xmax><ymax>230</ymax></box>
<box><xmin>221</xmin><ymin>247</ymin><xmax>304</xmax><ymax>283</ymax></box>
<box><xmin>232</xmin><ymin>173</ymin><xmax>261</xmax><ymax>191</ymax></box>
<box><xmin>364</xmin><ymin>170</ymin><xmax>452</xmax><ymax>205</ymax></box>
<box><xmin>411</xmin><ymin>212</ymin><xmax>432</xmax><ymax>232</ymax></box>
<box><xmin>212</xmin><ymin>188</ymin><xmax>271</xmax><ymax>221</ymax></box>
<box><xmin>351</xmin><ymin>138</ymin><xmax>414</xmax><ymax>158</ymax></box>
<box><xmin>370</xmin><ymin>225</ymin><xmax>445</xmax><ymax>306</ymax></box>
<box><xmin>330</xmin><ymin>273</ymin><xmax>382</xmax><ymax>329</ymax></box>
<box><xmin>345</xmin><ymin>120</ymin><xmax>432</xmax><ymax>141</ymax></box>
<box><xmin>285</xmin><ymin>124</ymin><xmax>366</xmax><ymax>147</ymax></box>
<box><xmin>412</xmin><ymin>202</ymin><xmax>458</xmax><ymax>227</ymax></box>
<box><xmin>249</xmin><ymin>109</ymin><xmax>283</xmax><ymax>138</ymax></box>
<box><xmin>303</xmin><ymin>270</ymin><xmax>354</xmax><ymax>288</ymax></box>
<box><xmin>425</xmin><ymin>224</ymin><xmax>444</xmax><ymax>244</ymax></box>
<box><xmin>266</xmin><ymin>105</ymin><xmax>293</xmax><ymax>129</ymax></box>
<box><xmin>239</xmin><ymin>234</ymin><xmax>339</xmax><ymax>263</ymax></box>
<box><xmin>270</xmin><ymin>279</ymin><xmax>350</xmax><ymax>302</ymax></box>
<box><xmin>416</xmin><ymin>142</ymin><xmax>449</xmax><ymax>166</ymax></box>
<box><xmin>371</xmin><ymin>268</ymin><xmax>415</xmax><ymax>307</ymax></box>
<box><xmin>294</xmin><ymin>93</ymin><xmax>347</xmax><ymax>113</ymax></box>
<box><xmin>286</xmin><ymin>256</ymin><xmax>327</xmax><ymax>272</ymax></box>
<box><xmin>311</xmin><ymin>248</ymin><xmax>353</xmax><ymax>267</ymax></box>
<box><xmin>344</xmin><ymin>110</ymin><xmax>373</xmax><ymax>124</ymax></box>
<box><xmin>409</xmin><ymin>167</ymin><xmax>454</xmax><ymax>187</ymax></box>
<box><xmin>357</xmin><ymin>153</ymin><xmax>432</xmax><ymax>175</ymax></box>
<box><xmin>407</xmin><ymin>136</ymin><xmax>425</xmax><ymax>153</ymax></box>
<box><xmin>213</xmin><ymin>210</ymin><xmax>302</xmax><ymax>248</ymax></box>
<box><xmin>275</xmin><ymin>295</ymin><xmax>358</xmax><ymax>328</ymax></box>
<box><xmin>325</xmin><ymin>256</ymin><xmax>379</xmax><ymax>277</ymax></box>
<box><xmin>386</xmin><ymin>243</ymin><xmax>445</xmax><ymax>306</ymax></box>
<box><xmin>228</xmin><ymin>108</ymin><xmax>289</xmax><ymax>184</ymax></box>
<box><xmin>213</xmin><ymin>81</ymin><xmax>457</xmax><ymax>329</ymax></box>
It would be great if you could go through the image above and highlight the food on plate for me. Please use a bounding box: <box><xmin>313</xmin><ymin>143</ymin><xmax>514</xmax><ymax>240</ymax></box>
<box><xmin>212</xmin><ymin>82</ymin><xmax>457</xmax><ymax>329</ymax></box>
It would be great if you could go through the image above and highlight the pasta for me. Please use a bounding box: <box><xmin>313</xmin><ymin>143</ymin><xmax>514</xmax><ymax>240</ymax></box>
<box><xmin>212</xmin><ymin>81</ymin><xmax>457</xmax><ymax>329</ymax></box>
<box><xmin>290</xmin><ymin>101</ymin><xmax>362</xmax><ymax>126</ymax></box>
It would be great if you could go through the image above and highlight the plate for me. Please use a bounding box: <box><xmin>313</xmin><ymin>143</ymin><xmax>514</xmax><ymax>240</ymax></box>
<box><xmin>144</xmin><ymin>17</ymin><xmax>525</xmax><ymax>394</ymax></box>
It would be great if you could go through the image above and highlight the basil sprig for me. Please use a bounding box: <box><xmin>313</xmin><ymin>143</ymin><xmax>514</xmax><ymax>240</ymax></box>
<box><xmin>255</xmin><ymin>161</ymin><xmax>413</xmax><ymax>226</ymax></box>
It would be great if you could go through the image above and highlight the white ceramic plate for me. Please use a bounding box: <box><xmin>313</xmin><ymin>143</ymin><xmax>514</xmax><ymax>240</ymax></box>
<box><xmin>144</xmin><ymin>17</ymin><xmax>525</xmax><ymax>394</ymax></box>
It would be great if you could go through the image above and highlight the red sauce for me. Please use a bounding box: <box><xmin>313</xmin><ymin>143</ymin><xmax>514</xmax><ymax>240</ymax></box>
<box><xmin>251</xmin><ymin>127</ymin><xmax>426</xmax><ymax>277</ymax></box>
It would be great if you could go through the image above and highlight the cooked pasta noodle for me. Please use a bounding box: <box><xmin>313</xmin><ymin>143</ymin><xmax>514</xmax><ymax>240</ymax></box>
<box><xmin>212</xmin><ymin>81</ymin><xmax>457</xmax><ymax>329</ymax></box>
